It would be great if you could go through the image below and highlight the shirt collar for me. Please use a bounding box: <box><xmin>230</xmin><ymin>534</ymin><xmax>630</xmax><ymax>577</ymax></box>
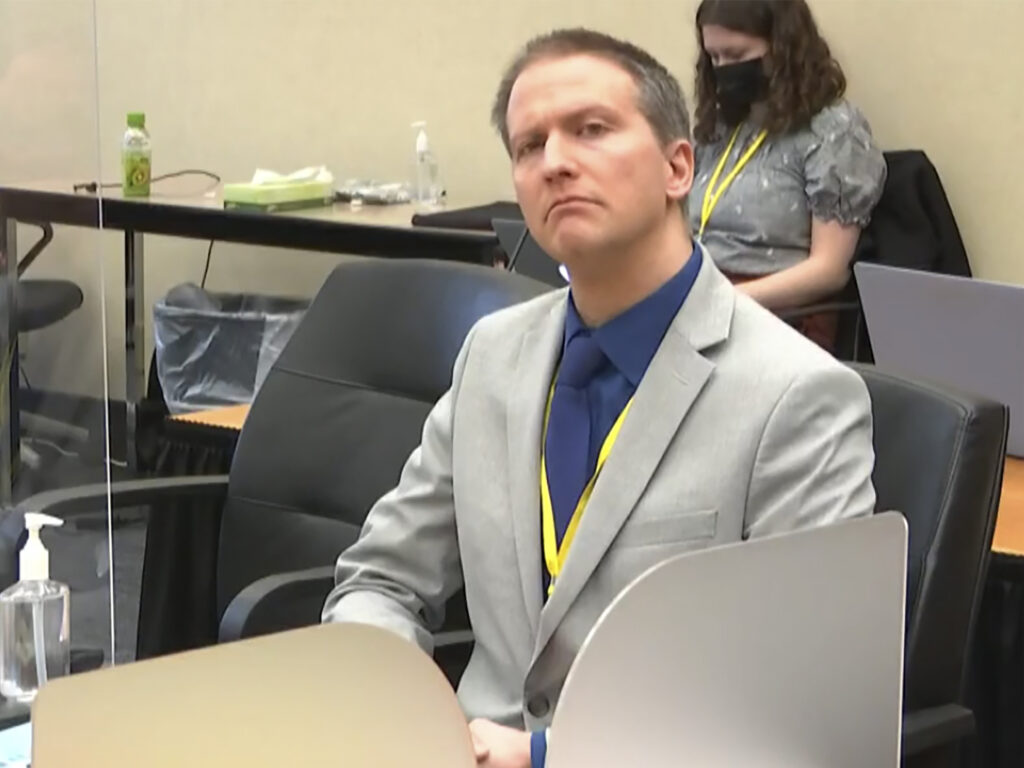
<box><xmin>564</xmin><ymin>243</ymin><xmax>704</xmax><ymax>386</ymax></box>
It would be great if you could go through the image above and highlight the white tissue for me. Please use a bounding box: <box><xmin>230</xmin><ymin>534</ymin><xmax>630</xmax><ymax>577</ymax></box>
<box><xmin>250</xmin><ymin>166</ymin><xmax>334</xmax><ymax>186</ymax></box>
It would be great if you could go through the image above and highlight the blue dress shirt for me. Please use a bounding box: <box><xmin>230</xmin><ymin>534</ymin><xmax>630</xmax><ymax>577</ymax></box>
<box><xmin>563</xmin><ymin>246</ymin><xmax>702</xmax><ymax>476</ymax></box>
<box><xmin>544</xmin><ymin>244</ymin><xmax>704</xmax><ymax>555</ymax></box>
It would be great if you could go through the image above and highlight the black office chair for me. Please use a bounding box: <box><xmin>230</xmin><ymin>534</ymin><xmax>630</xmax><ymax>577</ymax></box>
<box><xmin>213</xmin><ymin>257</ymin><xmax>544</xmax><ymax>663</ymax></box>
<box><xmin>9</xmin><ymin>223</ymin><xmax>88</xmax><ymax>465</ymax></box>
<box><xmin>7</xmin><ymin>258</ymin><xmax>548</xmax><ymax>676</ymax></box>
<box><xmin>781</xmin><ymin>150</ymin><xmax>971</xmax><ymax>362</ymax></box>
<box><xmin>852</xmin><ymin>364</ymin><xmax>1007</xmax><ymax>767</ymax></box>
<box><xmin>14</xmin><ymin>223</ymin><xmax>83</xmax><ymax>333</ymax></box>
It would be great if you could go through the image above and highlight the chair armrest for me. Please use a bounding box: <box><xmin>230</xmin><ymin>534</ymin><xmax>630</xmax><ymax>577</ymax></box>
<box><xmin>0</xmin><ymin>476</ymin><xmax>230</xmax><ymax>588</ymax></box>
<box><xmin>776</xmin><ymin>300</ymin><xmax>860</xmax><ymax>322</ymax></box>
<box><xmin>901</xmin><ymin>704</ymin><xmax>975</xmax><ymax>757</ymax></box>
<box><xmin>219</xmin><ymin>565</ymin><xmax>335</xmax><ymax>644</ymax></box>
<box><xmin>219</xmin><ymin>567</ymin><xmax>477</xmax><ymax>655</ymax></box>
<box><xmin>14</xmin><ymin>475</ymin><xmax>229</xmax><ymax>519</ymax></box>
<box><xmin>17</xmin><ymin>221</ymin><xmax>53</xmax><ymax>276</ymax></box>
<box><xmin>434</xmin><ymin>629</ymin><xmax>474</xmax><ymax>648</ymax></box>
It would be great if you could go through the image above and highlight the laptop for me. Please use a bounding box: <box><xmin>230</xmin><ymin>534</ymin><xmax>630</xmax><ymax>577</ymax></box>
<box><xmin>855</xmin><ymin>262</ymin><xmax>1024</xmax><ymax>455</ymax></box>
<box><xmin>32</xmin><ymin>515</ymin><xmax>906</xmax><ymax>767</ymax></box>
<box><xmin>548</xmin><ymin>513</ymin><xmax>908</xmax><ymax>768</ymax></box>
<box><xmin>492</xmin><ymin>218</ymin><xmax>567</xmax><ymax>287</ymax></box>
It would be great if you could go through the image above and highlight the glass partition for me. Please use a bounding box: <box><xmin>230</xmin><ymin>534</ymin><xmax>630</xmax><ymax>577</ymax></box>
<box><xmin>24</xmin><ymin>3</ymin><xmax>1022</xmax><ymax>767</ymax></box>
<box><xmin>0</xmin><ymin>0</ymin><xmax>118</xmax><ymax>716</ymax></box>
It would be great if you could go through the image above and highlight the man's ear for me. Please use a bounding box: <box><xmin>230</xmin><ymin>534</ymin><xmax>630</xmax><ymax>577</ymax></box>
<box><xmin>665</xmin><ymin>139</ymin><xmax>695</xmax><ymax>204</ymax></box>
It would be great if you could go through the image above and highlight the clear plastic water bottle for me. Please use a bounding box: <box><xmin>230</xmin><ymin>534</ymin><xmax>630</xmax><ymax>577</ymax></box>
<box><xmin>122</xmin><ymin>111</ymin><xmax>152</xmax><ymax>197</ymax></box>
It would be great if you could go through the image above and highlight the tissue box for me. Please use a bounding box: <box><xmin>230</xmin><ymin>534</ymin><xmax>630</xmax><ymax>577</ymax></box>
<box><xmin>222</xmin><ymin>179</ymin><xmax>334</xmax><ymax>212</ymax></box>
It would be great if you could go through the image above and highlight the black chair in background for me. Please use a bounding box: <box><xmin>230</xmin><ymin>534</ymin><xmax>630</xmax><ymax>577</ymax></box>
<box><xmin>852</xmin><ymin>365</ymin><xmax>1007</xmax><ymax>767</ymax></box>
<box><xmin>8</xmin><ymin>223</ymin><xmax>88</xmax><ymax>467</ymax></box>
<box><xmin>782</xmin><ymin>149</ymin><xmax>971</xmax><ymax>361</ymax></box>
<box><xmin>8</xmin><ymin>258</ymin><xmax>548</xmax><ymax>678</ymax></box>
<box><xmin>12</xmin><ymin>223</ymin><xmax>83</xmax><ymax>339</ymax></box>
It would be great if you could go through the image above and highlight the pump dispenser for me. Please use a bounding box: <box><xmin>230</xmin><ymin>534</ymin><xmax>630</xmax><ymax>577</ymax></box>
<box><xmin>20</xmin><ymin>513</ymin><xmax>61</xmax><ymax>580</ymax></box>
<box><xmin>0</xmin><ymin>512</ymin><xmax>70</xmax><ymax>701</ymax></box>
<box><xmin>411</xmin><ymin>120</ymin><xmax>441</xmax><ymax>207</ymax></box>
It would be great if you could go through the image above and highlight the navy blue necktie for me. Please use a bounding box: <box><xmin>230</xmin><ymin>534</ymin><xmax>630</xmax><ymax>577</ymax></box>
<box><xmin>545</xmin><ymin>332</ymin><xmax>606</xmax><ymax>545</ymax></box>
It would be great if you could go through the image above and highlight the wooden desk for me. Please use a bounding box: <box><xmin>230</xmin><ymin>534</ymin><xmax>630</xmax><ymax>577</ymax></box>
<box><xmin>169</xmin><ymin>404</ymin><xmax>250</xmax><ymax>432</ymax></box>
<box><xmin>995</xmin><ymin>457</ymin><xmax>1024</xmax><ymax>557</ymax></box>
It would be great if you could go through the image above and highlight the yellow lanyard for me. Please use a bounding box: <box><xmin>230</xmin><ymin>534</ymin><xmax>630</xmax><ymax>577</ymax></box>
<box><xmin>699</xmin><ymin>124</ymin><xmax>768</xmax><ymax>237</ymax></box>
<box><xmin>539</xmin><ymin>378</ymin><xmax>633</xmax><ymax>595</ymax></box>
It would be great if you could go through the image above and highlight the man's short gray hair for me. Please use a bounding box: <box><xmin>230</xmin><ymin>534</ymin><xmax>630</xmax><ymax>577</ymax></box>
<box><xmin>491</xmin><ymin>28</ymin><xmax>691</xmax><ymax>153</ymax></box>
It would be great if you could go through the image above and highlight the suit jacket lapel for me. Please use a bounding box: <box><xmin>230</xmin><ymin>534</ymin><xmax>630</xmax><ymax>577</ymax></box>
<box><xmin>533</xmin><ymin>256</ymin><xmax>736</xmax><ymax>659</ymax></box>
<box><xmin>506</xmin><ymin>293</ymin><xmax>567</xmax><ymax>638</ymax></box>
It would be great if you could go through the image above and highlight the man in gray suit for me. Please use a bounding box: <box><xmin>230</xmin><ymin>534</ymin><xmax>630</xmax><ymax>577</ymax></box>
<box><xmin>324</xmin><ymin>29</ymin><xmax>875</xmax><ymax>767</ymax></box>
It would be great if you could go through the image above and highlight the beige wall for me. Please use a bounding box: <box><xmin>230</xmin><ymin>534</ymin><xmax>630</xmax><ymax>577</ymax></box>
<box><xmin>1</xmin><ymin>0</ymin><xmax>1022</xmax><ymax>400</ymax></box>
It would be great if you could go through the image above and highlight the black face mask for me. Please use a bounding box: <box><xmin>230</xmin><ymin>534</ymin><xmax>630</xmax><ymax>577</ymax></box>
<box><xmin>713</xmin><ymin>57</ymin><xmax>768</xmax><ymax>125</ymax></box>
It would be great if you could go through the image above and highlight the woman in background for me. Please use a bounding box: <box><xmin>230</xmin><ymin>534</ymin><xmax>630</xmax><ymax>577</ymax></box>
<box><xmin>690</xmin><ymin>0</ymin><xmax>886</xmax><ymax>349</ymax></box>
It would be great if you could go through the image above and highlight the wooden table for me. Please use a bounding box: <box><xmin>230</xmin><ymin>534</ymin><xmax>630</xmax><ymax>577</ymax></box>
<box><xmin>995</xmin><ymin>457</ymin><xmax>1024</xmax><ymax>557</ymax></box>
<box><xmin>169</xmin><ymin>404</ymin><xmax>250</xmax><ymax>432</ymax></box>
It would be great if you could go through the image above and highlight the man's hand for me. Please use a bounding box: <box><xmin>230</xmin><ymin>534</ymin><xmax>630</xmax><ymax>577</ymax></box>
<box><xmin>468</xmin><ymin>718</ymin><xmax>532</xmax><ymax>768</ymax></box>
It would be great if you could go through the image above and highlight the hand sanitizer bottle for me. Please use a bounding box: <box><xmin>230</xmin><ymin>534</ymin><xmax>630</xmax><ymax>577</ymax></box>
<box><xmin>411</xmin><ymin>120</ymin><xmax>441</xmax><ymax>207</ymax></box>
<box><xmin>0</xmin><ymin>513</ymin><xmax>70</xmax><ymax>702</ymax></box>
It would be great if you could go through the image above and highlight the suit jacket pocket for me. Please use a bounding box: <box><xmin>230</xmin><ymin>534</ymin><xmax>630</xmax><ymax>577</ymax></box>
<box><xmin>614</xmin><ymin>509</ymin><xmax>718</xmax><ymax>549</ymax></box>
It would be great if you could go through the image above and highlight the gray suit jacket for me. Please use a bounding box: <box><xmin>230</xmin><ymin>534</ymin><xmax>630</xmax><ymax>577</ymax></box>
<box><xmin>323</xmin><ymin>257</ymin><xmax>876</xmax><ymax>731</ymax></box>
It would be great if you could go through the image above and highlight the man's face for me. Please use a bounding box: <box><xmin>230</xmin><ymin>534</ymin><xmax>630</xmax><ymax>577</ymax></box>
<box><xmin>505</xmin><ymin>53</ymin><xmax>692</xmax><ymax>267</ymax></box>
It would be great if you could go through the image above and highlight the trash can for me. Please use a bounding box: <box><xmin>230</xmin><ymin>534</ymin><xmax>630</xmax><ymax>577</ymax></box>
<box><xmin>153</xmin><ymin>283</ymin><xmax>308</xmax><ymax>415</ymax></box>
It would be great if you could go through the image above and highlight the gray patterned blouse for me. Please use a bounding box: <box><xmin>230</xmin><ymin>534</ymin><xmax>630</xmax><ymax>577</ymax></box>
<box><xmin>687</xmin><ymin>99</ymin><xmax>887</xmax><ymax>276</ymax></box>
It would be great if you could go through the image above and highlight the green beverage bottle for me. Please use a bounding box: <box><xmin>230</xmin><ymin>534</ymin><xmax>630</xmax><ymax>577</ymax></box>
<box><xmin>122</xmin><ymin>111</ymin><xmax>152</xmax><ymax>197</ymax></box>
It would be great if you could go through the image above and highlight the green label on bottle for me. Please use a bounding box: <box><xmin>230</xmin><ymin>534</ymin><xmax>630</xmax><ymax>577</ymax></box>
<box><xmin>122</xmin><ymin>151</ymin><xmax>151</xmax><ymax>197</ymax></box>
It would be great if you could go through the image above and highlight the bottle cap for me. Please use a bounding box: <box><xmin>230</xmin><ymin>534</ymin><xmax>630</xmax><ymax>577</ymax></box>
<box><xmin>127</xmin><ymin>112</ymin><xmax>146</xmax><ymax>129</ymax></box>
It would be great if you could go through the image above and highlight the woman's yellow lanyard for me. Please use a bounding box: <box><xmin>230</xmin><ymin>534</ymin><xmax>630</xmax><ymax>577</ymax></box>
<box><xmin>539</xmin><ymin>377</ymin><xmax>633</xmax><ymax>595</ymax></box>
<box><xmin>699</xmin><ymin>124</ymin><xmax>769</xmax><ymax>238</ymax></box>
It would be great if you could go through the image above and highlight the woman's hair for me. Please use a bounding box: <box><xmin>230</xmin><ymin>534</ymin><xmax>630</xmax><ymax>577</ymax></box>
<box><xmin>693</xmin><ymin>0</ymin><xmax>846</xmax><ymax>143</ymax></box>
